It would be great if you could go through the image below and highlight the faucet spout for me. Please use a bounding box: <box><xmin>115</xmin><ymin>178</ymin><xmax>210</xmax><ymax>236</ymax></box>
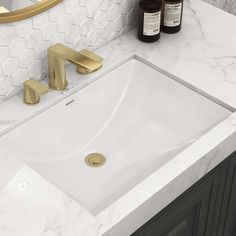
<box><xmin>48</xmin><ymin>43</ymin><xmax>103</xmax><ymax>90</ymax></box>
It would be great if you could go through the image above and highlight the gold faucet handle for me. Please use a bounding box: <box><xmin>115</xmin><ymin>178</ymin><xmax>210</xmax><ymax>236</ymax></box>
<box><xmin>23</xmin><ymin>79</ymin><xmax>49</xmax><ymax>105</ymax></box>
<box><xmin>76</xmin><ymin>49</ymin><xmax>103</xmax><ymax>74</ymax></box>
<box><xmin>79</xmin><ymin>49</ymin><xmax>103</xmax><ymax>63</ymax></box>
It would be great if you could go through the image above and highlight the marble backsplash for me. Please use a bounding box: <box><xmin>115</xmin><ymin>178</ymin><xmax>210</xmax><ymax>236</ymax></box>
<box><xmin>0</xmin><ymin>0</ymin><xmax>138</xmax><ymax>103</ymax></box>
<box><xmin>204</xmin><ymin>0</ymin><xmax>236</xmax><ymax>15</ymax></box>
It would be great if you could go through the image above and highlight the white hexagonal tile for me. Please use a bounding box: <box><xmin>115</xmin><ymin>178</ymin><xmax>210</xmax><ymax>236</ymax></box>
<box><xmin>80</xmin><ymin>19</ymin><xmax>93</xmax><ymax>36</ymax></box>
<box><xmin>0</xmin><ymin>46</ymin><xmax>9</xmax><ymax>64</ymax></box>
<box><xmin>2</xmin><ymin>58</ymin><xmax>19</xmax><ymax>76</ymax></box>
<box><xmin>94</xmin><ymin>11</ymin><xmax>106</xmax><ymax>29</ymax></box>
<box><xmin>9</xmin><ymin>39</ymin><xmax>26</xmax><ymax>57</ymax></box>
<box><xmin>101</xmin><ymin>22</ymin><xmax>113</xmax><ymax>39</ymax></box>
<box><xmin>6</xmin><ymin>87</ymin><xmax>21</xmax><ymax>98</ymax></box>
<box><xmin>101</xmin><ymin>0</ymin><xmax>112</xmax><ymax>11</ymax></box>
<box><xmin>0</xmin><ymin>77</ymin><xmax>13</xmax><ymax>94</ymax></box>
<box><xmin>86</xmin><ymin>0</ymin><xmax>100</xmax><ymax>18</ymax></box>
<box><xmin>25</xmin><ymin>30</ymin><xmax>42</xmax><ymax>49</ymax></box>
<box><xmin>86</xmin><ymin>30</ymin><xmax>100</xmax><ymax>47</ymax></box>
<box><xmin>0</xmin><ymin>26</ymin><xmax>17</xmax><ymax>46</ymax></box>
<box><xmin>41</xmin><ymin>59</ymin><xmax>48</xmax><ymax>72</ymax></box>
<box><xmin>49</xmin><ymin>3</ymin><xmax>64</xmax><ymax>21</ymax></box>
<box><xmin>34</xmin><ymin>41</ymin><xmax>50</xmax><ymax>60</ymax></box>
<box><xmin>65</xmin><ymin>25</ymin><xmax>80</xmax><ymax>44</ymax></box>
<box><xmin>42</xmin><ymin>22</ymin><xmax>57</xmax><ymax>41</ymax></box>
<box><xmin>15</xmin><ymin>20</ymin><xmax>33</xmax><ymax>38</ymax></box>
<box><xmin>57</xmin><ymin>14</ymin><xmax>73</xmax><ymax>33</ymax></box>
<box><xmin>121</xmin><ymin>0</ymin><xmax>133</xmax><ymax>14</ymax></box>
<box><xmin>12</xmin><ymin>69</ymin><xmax>28</xmax><ymax>86</ymax></box>
<box><xmin>113</xmin><ymin>15</ymin><xmax>126</xmax><ymax>32</ymax></box>
<box><xmin>33</xmin><ymin>12</ymin><xmax>49</xmax><ymax>30</ymax></box>
<box><xmin>51</xmin><ymin>33</ymin><xmax>65</xmax><ymax>45</ymax></box>
<box><xmin>64</xmin><ymin>0</ymin><xmax>79</xmax><ymax>14</ymax></box>
<box><xmin>19</xmin><ymin>49</ymin><xmax>34</xmax><ymax>68</ymax></box>
<box><xmin>72</xmin><ymin>6</ymin><xmax>87</xmax><ymax>26</ymax></box>
<box><xmin>28</xmin><ymin>60</ymin><xmax>42</xmax><ymax>79</ymax></box>
<box><xmin>107</xmin><ymin>5</ymin><xmax>121</xmax><ymax>22</ymax></box>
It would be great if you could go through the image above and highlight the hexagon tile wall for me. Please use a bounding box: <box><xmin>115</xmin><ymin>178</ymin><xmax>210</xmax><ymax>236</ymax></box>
<box><xmin>0</xmin><ymin>0</ymin><xmax>139</xmax><ymax>103</ymax></box>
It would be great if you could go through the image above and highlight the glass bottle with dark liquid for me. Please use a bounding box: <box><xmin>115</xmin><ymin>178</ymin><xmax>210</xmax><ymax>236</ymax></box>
<box><xmin>161</xmin><ymin>0</ymin><xmax>183</xmax><ymax>33</ymax></box>
<box><xmin>138</xmin><ymin>0</ymin><xmax>162</xmax><ymax>43</ymax></box>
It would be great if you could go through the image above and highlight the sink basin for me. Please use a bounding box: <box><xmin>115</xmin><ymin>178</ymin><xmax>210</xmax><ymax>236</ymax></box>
<box><xmin>0</xmin><ymin>59</ymin><xmax>231</xmax><ymax>215</ymax></box>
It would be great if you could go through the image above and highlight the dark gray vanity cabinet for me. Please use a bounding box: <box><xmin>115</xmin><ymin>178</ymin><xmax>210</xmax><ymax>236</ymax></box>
<box><xmin>217</xmin><ymin>155</ymin><xmax>236</xmax><ymax>236</ymax></box>
<box><xmin>132</xmin><ymin>151</ymin><xmax>236</xmax><ymax>236</ymax></box>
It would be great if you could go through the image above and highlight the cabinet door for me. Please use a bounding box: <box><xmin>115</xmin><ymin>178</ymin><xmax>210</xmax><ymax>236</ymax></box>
<box><xmin>132</xmin><ymin>163</ymin><xmax>226</xmax><ymax>236</ymax></box>
<box><xmin>218</xmin><ymin>153</ymin><xmax>236</xmax><ymax>236</ymax></box>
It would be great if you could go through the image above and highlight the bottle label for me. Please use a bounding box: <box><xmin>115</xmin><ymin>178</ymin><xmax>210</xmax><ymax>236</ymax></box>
<box><xmin>143</xmin><ymin>12</ymin><xmax>161</xmax><ymax>36</ymax></box>
<box><xmin>164</xmin><ymin>3</ymin><xmax>182</xmax><ymax>27</ymax></box>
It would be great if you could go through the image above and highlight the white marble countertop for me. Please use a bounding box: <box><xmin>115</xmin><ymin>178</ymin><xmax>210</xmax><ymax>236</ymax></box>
<box><xmin>1</xmin><ymin>0</ymin><xmax>236</xmax><ymax>235</ymax></box>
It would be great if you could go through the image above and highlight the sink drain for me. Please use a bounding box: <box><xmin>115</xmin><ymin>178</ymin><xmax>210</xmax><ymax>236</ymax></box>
<box><xmin>85</xmin><ymin>153</ymin><xmax>106</xmax><ymax>167</ymax></box>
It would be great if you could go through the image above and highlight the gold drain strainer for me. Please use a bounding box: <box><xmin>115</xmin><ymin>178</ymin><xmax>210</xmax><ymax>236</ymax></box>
<box><xmin>85</xmin><ymin>153</ymin><xmax>106</xmax><ymax>167</ymax></box>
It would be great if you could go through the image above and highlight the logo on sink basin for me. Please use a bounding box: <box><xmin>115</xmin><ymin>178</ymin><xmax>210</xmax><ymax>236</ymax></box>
<box><xmin>66</xmin><ymin>99</ymin><xmax>75</xmax><ymax>106</ymax></box>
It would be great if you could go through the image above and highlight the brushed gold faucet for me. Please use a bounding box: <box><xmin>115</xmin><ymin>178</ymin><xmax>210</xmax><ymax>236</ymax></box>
<box><xmin>23</xmin><ymin>79</ymin><xmax>49</xmax><ymax>104</ymax></box>
<box><xmin>48</xmin><ymin>43</ymin><xmax>103</xmax><ymax>90</ymax></box>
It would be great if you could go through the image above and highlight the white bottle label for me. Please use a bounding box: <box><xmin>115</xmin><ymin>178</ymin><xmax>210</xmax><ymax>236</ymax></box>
<box><xmin>143</xmin><ymin>12</ymin><xmax>161</xmax><ymax>36</ymax></box>
<box><xmin>164</xmin><ymin>3</ymin><xmax>182</xmax><ymax>27</ymax></box>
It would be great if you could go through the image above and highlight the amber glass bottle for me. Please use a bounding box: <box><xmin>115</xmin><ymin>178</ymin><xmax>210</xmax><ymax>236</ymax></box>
<box><xmin>161</xmin><ymin>0</ymin><xmax>183</xmax><ymax>33</ymax></box>
<box><xmin>138</xmin><ymin>0</ymin><xmax>162</xmax><ymax>43</ymax></box>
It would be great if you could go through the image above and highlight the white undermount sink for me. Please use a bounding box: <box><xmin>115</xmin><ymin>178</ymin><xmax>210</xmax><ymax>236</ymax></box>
<box><xmin>0</xmin><ymin>59</ymin><xmax>231</xmax><ymax>215</ymax></box>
